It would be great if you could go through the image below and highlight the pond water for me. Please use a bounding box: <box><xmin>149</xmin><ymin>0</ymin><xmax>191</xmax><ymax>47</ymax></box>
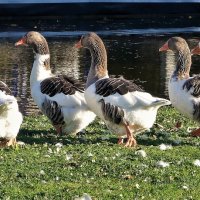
<box><xmin>0</xmin><ymin>16</ymin><xmax>200</xmax><ymax>115</ymax></box>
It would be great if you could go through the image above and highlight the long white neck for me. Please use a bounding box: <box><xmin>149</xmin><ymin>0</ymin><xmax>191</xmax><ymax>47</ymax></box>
<box><xmin>30</xmin><ymin>54</ymin><xmax>52</xmax><ymax>87</ymax></box>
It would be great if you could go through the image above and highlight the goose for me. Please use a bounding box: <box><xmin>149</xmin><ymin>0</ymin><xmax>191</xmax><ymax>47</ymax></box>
<box><xmin>75</xmin><ymin>32</ymin><xmax>171</xmax><ymax>147</ymax></box>
<box><xmin>15</xmin><ymin>31</ymin><xmax>96</xmax><ymax>135</ymax></box>
<box><xmin>0</xmin><ymin>81</ymin><xmax>23</xmax><ymax>147</ymax></box>
<box><xmin>159</xmin><ymin>36</ymin><xmax>200</xmax><ymax>136</ymax></box>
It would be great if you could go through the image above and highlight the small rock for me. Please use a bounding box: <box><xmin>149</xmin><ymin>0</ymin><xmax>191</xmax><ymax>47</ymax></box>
<box><xmin>135</xmin><ymin>150</ymin><xmax>147</xmax><ymax>158</ymax></box>
<box><xmin>156</xmin><ymin>161</ymin><xmax>170</xmax><ymax>168</ymax></box>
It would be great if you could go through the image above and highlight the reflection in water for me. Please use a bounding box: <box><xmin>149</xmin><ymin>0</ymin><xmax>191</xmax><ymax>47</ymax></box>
<box><xmin>49</xmin><ymin>39</ymin><xmax>81</xmax><ymax>80</ymax></box>
<box><xmin>0</xmin><ymin>34</ymin><xmax>199</xmax><ymax>115</ymax></box>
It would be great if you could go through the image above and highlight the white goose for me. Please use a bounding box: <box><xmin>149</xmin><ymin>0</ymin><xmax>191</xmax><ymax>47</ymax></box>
<box><xmin>159</xmin><ymin>37</ymin><xmax>200</xmax><ymax>136</ymax></box>
<box><xmin>0</xmin><ymin>81</ymin><xmax>23</xmax><ymax>147</ymax></box>
<box><xmin>75</xmin><ymin>32</ymin><xmax>171</xmax><ymax>147</ymax></box>
<box><xmin>15</xmin><ymin>31</ymin><xmax>96</xmax><ymax>135</ymax></box>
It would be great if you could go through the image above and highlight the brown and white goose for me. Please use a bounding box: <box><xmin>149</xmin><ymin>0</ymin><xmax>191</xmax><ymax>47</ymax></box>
<box><xmin>0</xmin><ymin>81</ymin><xmax>23</xmax><ymax>147</ymax></box>
<box><xmin>159</xmin><ymin>37</ymin><xmax>200</xmax><ymax>136</ymax></box>
<box><xmin>76</xmin><ymin>32</ymin><xmax>171</xmax><ymax>147</ymax></box>
<box><xmin>15</xmin><ymin>31</ymin><xmax>96</xmax><ymax>135</ymax></box>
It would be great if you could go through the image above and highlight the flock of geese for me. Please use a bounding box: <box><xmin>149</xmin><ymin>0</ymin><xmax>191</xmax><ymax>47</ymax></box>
<box><xmin>0</xmin><ymin>31</ymin><xmax>200</xmax><ymax>147</ymax></box>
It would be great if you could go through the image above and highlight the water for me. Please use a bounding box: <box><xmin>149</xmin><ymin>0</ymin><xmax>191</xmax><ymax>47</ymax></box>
<box><xmin>0</xmin><ymin>16</ymin><xmax>200</xmax><ymax>115</ymax></box>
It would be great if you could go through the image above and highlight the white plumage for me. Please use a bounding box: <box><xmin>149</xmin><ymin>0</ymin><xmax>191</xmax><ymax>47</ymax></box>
<box><xmin>168</xmin><ymin>78</ymin><xmax>194</xmax><ymax>119</ymax></box>
<box><xmin>85</xmin><ymin>79</ymin><xmax>171</xmax><ymax>138</ymax></box>
<box><xmin>30</xmin><ymin>55</ymin><xmax>95</xmax><ymax>135</ymax></box>
<box><xmin>0</xmin><ymin>82</ymin><xmax>23</xmax><ymax>146</ymax></box>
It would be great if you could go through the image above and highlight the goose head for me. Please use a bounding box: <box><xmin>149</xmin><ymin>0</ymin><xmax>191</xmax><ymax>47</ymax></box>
<box><xmin>159</xmin><ymin>37</ymin><xmax>191</xmax><ymax>79</ymax></box>
<box><xmin>15</xmin><ymin>31</ymin><xmax>49</xmax><ymax>55</ymax></box>
<box><xmin>159</xmin><ymin>37</ymin><xmax>189</xmax><ymax>53</ymax></box>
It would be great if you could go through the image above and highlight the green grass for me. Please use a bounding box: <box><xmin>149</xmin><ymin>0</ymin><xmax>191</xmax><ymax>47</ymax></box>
<box><xmin>1</xmin><ymin>106</ymin><xmax>200</xmax><ymax>199</ymax></box>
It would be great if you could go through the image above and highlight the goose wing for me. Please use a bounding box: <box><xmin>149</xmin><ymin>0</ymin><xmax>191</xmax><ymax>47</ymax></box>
<box><xmin>95</xmin><ymin>78</ymin><xmax>162</xmax><ymax>109</ymax></box>
<box><xmin>183</xmin><ymin>75</ymin><xmax>200</xmax><ymax>97</ymax></box>
<box><xmin>40</xmin><ymin>75</ymin><xmax>85</xmax><ymax>107</ymax></box>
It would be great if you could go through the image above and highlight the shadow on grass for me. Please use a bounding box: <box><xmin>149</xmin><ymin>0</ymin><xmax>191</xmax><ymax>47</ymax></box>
<box><xmin>18</xmin><ymin>127</ymin><xmax>200</xmax><ymax>147</ymax></box>
<box><xmin>18</xmin><ymin>128</ymin><xmax>58</xmax><ymax>145</ymax></box>
<box><xmin>18</xmin><ymin>128</ymin><xmax>114</xmax><ymax>146</ymax></box>
<box><xmin>137</xmin><ymin>130</ymin><xmax>200</xmax><ymax>147</ymax></box>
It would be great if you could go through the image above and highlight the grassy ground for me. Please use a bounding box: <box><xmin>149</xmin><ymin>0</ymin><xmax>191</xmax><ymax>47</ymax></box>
<box><xmin>1</xmin><ymin>106</ymin><xmax>200</xmax><ymax>199</ymax></box>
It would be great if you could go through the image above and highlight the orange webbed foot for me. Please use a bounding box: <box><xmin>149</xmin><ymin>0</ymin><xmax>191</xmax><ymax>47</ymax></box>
<box><xmin>124</xmin><ymin>137</ymin><xmax>137</xmax><ymax>147</ymax></box>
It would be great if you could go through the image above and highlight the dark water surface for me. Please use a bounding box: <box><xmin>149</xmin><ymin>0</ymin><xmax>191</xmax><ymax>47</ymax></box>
<box><xmin>1</xmin><ymin>16</ymin><xmax>200</xmax><ymax>115</ymax></box>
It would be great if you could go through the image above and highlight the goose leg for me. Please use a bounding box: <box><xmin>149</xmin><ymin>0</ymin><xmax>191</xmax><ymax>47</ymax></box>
<box><xmin>118</xmin><ymin>137</ymin><xmax>124</xmax><ymax>145</ymax></box>
<box><xmin>191</xmin><ymin>128</ymin><xmax>200</xmax><ymax>137</ymax></box>
<box><xmin>124</xmin><ymin>124</ymin><xmax>137</xmax><ymax>147</ymax></box>
<box><xmin>7</xmin><ymin>138</ymin><xmax>16</xmax><ymax>146</ymax></box>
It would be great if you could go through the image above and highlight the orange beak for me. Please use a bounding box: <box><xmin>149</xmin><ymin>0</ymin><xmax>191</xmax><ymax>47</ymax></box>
<box><xmin>159</xmin><ymin>42</ymin><xmax>169</xmax><ymax>52</ymax></box>
<box><xmin>191</xmin><ymin>45</ymin><xmax>200</xmax><ymax>55</ymax></box>
<box><xmin>75</xmin><ymin>39</ymin><xmax>82</xmax><ymax>49</ymax></box>
<box><xmin>15</xmin><ymin>37</ymin><xmax>26</xmax><ymax>46</ymax></box>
